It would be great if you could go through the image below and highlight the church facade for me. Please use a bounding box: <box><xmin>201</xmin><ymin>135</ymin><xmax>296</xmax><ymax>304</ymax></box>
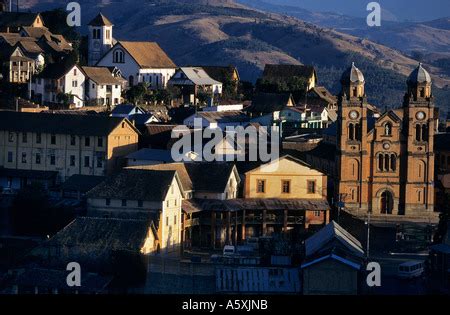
<box><xmin>336</xmin><ymin>63</ymin><xmax>439</xmax><ymax>222</ymax></box>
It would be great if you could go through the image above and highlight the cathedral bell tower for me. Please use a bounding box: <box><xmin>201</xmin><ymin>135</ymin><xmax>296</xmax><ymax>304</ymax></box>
<box><xmin>88</xmin><ymin>13</ymin><xmax>114</xmax><ymax>66</ymax></box>
<box><xmin>403</xmin><ymin>63</ymin><xmax>436</xmax><ymax>215</ymax></box>
<box><xmin>337</xmin><ymin>63</ymin><xmax>369</xmax><ymax>213</ymax></box>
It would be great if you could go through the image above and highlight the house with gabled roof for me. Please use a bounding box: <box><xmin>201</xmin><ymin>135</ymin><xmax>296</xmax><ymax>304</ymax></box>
<box><xmin>301</xmin><ymin>221</ymin><xmax>365</xmax><ymax>295</ymax></box>
<box><xmin>82</xmin><ymin>66</ymin><xmax>123</xmax><ymax>107</ymax></box>
<box><xmin>168</xmin><ymin>67</ymin><xmax>223</xmax><ymax>105</ymax></box>
<box><xmin>29</xmin><ymin>60</ymin><xmax>85</xmax><ymax>108</ymax></box>
<box><xmin>0</xmin><ymin>11</ymin><xmax>45</xmax><ymax>32</ymax></box>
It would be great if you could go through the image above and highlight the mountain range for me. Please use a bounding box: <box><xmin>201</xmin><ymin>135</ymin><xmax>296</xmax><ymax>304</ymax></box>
<box><xmin>18</xmin><ymin>0</ymin><xmax>450</xmax><ymax>110</ymax></box>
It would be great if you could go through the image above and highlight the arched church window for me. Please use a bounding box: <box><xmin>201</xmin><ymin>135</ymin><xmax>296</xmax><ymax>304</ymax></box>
<box><xmin>348</xmin><ymin>123</ymin><xmax>354</xmax><ymax>141</ymax></box>
<box><xmin>420</xmin><ymin>88</ymin><xmax>425</xmax><ymax>98</ymax></box>
<box><xmin>353</xmin><ymin>87</ymin><xmax>357</xmax><ymax>97</ymax></box>
<box><xmin>355</xmin><ymin>123</ymin><xmax>361</xmax><ymax>141</ymax></box>
<box><xmin>390</xmin><ymin>154</ymin><xmax>396</xmax><ymax>171</ymax></box>
<box><xmin>421</xmin><ymin>124</ymin><xmax>428</xmax><ymax>142</ymax></box>
<box><xmin>113</xmin><ymin>49</ymin><xmax>124</xmax><ymax>63</ymax></box>
<box><xmin>378</xmin><ymin>154</ymin><xmax>384</xmax><ymax>171</ymax></box>
<box><xmin>415</xmin><ymin>124</ymin><xmax>422</xmax><ymax>142</ymax></box>
<box><xmin>384</xmin><ymin>123</ymin><xmax>392</xmax><ymax>136</ymax></box>
<box><xmin>384</xmin><ymin>154</ymin><xmax>390</xmax><ymax>171</ymax></box>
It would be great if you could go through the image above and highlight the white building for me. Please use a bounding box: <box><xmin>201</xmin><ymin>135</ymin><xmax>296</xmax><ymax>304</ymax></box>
<box><xmin>95</xmin><ymin>40</ymin><xmax>176</xmax><ymax>89</ymax></box>
<box><xmin>87</xmin><ymin>13</ymin><xmax>115</xmax><ymax>66</ymax></box>
<box><xmin>82</xmin><ymin>66</ymin><xmax>122</xmax><ymax>106</ymax></box>
<box><xmin>29</xmin><ymin>62</ymin><xmax>85</xmax><ymax>108</ymax></box>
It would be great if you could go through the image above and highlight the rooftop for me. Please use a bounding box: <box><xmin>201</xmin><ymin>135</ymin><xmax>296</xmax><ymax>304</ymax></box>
<box><xmin>0</xmin><ymin>111</ymin><xmax>136</xmax><ymax>136</ymax></box>
<box><xmin>86</xmin><ymin>169</ymin><xmax>179</xmax><ymax>201</ymax></box>
<box><xmin>116</xmin><ymin>41</ymin><xmax>176</xmax><ymax>69</ymax></box>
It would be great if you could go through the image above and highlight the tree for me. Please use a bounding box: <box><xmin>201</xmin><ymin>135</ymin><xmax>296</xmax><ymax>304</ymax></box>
<box><xmin>56</xmin><ymin>92</ymin><xmax>72</xmax><ymax>108</ymax></box>
<box><xmin>126</xmin><ymin>83</ymin><xmax>148</xmax><ymax>105</ymax></box>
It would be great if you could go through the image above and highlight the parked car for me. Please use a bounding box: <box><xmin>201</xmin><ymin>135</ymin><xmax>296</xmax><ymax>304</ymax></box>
<box><xmin>223</xmin><ymin>245</ymin><xmax>236</xmax><ymax>257</ymax></box>
<box><xmin>397</xmin><ymin>261</ymin><xmax>424</xmax><ymax>279</ymax></box>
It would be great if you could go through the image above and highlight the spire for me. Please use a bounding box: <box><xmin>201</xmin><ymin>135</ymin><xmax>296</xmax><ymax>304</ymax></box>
<box><xmin>88</xmin><ymin>13</ymin><xmax>113</xmax><ymax>27</ymax></box>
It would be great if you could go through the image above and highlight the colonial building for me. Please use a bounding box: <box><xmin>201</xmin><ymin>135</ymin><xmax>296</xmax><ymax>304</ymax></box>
<box><xmin>29</xmin><ymin>61</ymin><xmax>85</xmax><ymax>108</ymax></box>
<box><xmin>86</xmin><ymin>169</ymin><xmax>184</xmax><ymax>253</ymax></box>
<box><xmin>336</xmin><ymin>63</ymin><xmax>438</xmax><ymax>223</ymax></box>
<box><xmin>0</xmin><ymin>44</ymin><xmax>34</xmax><ymax>83</ymax></box>
<box><xmin>0</xmin><ymin>111</ymin><xmax>139</xmax><ymax>189</ymax></box>
<box><xmin>90</xmin><ymin>13</ymin><xmax>176</xmax><ymax>88</ymax></box>
<box><xmin>82</xmin><ymin>66</ymin><xmax>123</xmax><ymax>107</ymax></box>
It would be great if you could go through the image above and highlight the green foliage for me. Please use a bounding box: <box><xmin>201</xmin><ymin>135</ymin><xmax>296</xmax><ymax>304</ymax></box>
<box><xmin>126</xmin><ymin>83</ymin><xmax>149</xmax><ymax>105</ymax></box>
<box><xmin>257</xmin><ymin>76</ymin><xmax>308</xmax><ymax>93</ymax></box>
<box><xmin>10</xmin><ymin>183</ymin><xmax>75</xmax><ymax>236</ymax></box>
<box><xmin>56</xmin><ymin>92</ymin><xmax>72</xmax><ymax>107</ymax></box>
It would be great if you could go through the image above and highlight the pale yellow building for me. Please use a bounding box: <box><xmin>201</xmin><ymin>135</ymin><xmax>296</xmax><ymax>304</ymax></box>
<box><xmin>0</xmin><ymin>111</ymin><xmax>139</xmax><ymax>189</ymax></box>
<box><xmin>86</xmin><ymin>169</ymin><xmax>185</xmax><ymax>254</ymax></box>
<box><xmin>244</xmin><ymin>155</ymin><xmax>327</xmax><ymax>200</ymax></box>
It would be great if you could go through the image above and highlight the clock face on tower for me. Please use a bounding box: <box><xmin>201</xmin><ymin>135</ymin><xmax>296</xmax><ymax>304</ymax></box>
<box><xmin>416</xmin><ymin>111</ymin><xmax>426</xmax><ymax>121</ymax></box>
<box><xmin>349</xmin><ymin>110</ymin><xmax>359</xmax><ymax>120</ymax></box>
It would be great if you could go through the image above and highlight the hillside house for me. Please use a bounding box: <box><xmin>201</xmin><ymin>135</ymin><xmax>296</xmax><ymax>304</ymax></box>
<box><xmin>247</xmin><ymin>92</ymin><xmax>295</xmax><ymax>126</ymax></box>
<box><xmin>29</xmin><ymin>61</ymin><xmax>85</xmax><ymax>108</ymax></box>
<box><xmin>86</xmin><ymin>169</ymin><xmax>184</xmax><ymax>253</ymax></box>
<box><xmin>82</xmin><ymin>66</ymin><xmax>123</xmax><ymax>107</ymax></box>
<box><xmin>168</xmin><ymin>67</ymin><xmax>223</xmax><ymax>105</ymax></box>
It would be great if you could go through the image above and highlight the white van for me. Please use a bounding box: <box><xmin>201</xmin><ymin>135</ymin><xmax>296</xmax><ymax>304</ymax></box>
<box><xmin>397</xmin><ymin>261</ymin><xmax>424</xmax><ymax>279</ymax></box>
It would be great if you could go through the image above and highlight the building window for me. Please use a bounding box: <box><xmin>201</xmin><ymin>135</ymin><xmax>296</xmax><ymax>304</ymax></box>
<box><xmin>7</xmin><ymin>152</ymin><xmax>13</xmax><ymax>163</ymax></box>
<box><xmin>35</xmin><ymin>153</ymin><xmax>41</xmax><ymax>164</ymax></box>
<box><xmin>314</xmin><ymin>211</ymin><xmax>321</xmax><ymax>217</ymax></box>
<box><xmin>378</xmin><ymin>153</ymin><xmax>396</xmax><ymax>172</ymax></box>
<box><xmin>97</xmin><ymin>137</ymin><xmax>103</xmax><ymax>147</ymax></box>
<box><xmin>70</xmin><ymin>135</ymin><xmax>76</xmax><ymax>146</ymax></box>
<box><xmin>84</xmin><ymin>156</ymin><xmax>90</xmax><ymax>167</ymax></box>
<box><xmin>96</xmin><ymin>156</ymin><xmax>103</xmax><ymax>168</ymax></box>
<box><xmin>415</xmin><ymin>124</ymin><xmax>428</xmax><ymax>142</ymax></box>
<box><xmin>106</xmin><ymin>29</ymin><xmax>110</xmax><ymax>39</ymax></box>
<box><xmin>257</xmin><ymin>180</ymin><xmax>266</xmax><ymax>193</ymax></box>
<box><xmin>50</xmin><ymin>155</ymin><xmax>56</xmax><ymax>165</ymax></box>
<box><xmin>36</xmin><ymin>133</ymin><xmax>41</xmax><ymax>144</ymax></box>
<box><xmin>70</xmin><ymin>155</ymin><xmax>76</xmax><ymax>166</ymax></box>
<box><xmin>85</xmin><ymin>137</ymin><xmax>90</xmax><ymax>147</ymax></box>
<box><xmin>174</xmin><ymin>215</ymin><xmax>177</xmax><ymax>225</ymax></box>
<box><xmin>51</xmin><ymin>134</ymin><xmax>56</xmax><ymax>145</ymax></box>
<box><xmin>106</xmin><ymin>199</ymin><xmax>111</xmax><ymax>206</ymax></box>
<box><xmin>22</xmin><ymin>133</ymin><xmax>27</xmax><ymax>143</ymax></box>
<box><xmin>166</xmin><ymin>200</ymin><xmax>170</xmax><ymax>207</ymax></box>
<box><xmin>138</xmin><ymin>200</ymin><xmax>143</xmax><ymax>208</ymax></box>
<box><xmin>307</xmin><ymin>180</ymin><xmax>316</xmax><ymax>194</ymax></box>
<box><xmin>72</xmin><ymin>80</ymin><xmax>77</xmax><ymax>87</ymax></box>
<box><xmin>113</xmin><ymin>49</ymin><xmax>125</xmax><ymax>63</ymax></box>
<box><xmin>8</xmin><ymin>132</ymin><xmax>14</xmax><ymax>142</ymax></box>
<box><xmin>93</xmin><ymin>28</ymin><xmax>100</xmax><ymax>39</ymax></box>
<box><xmin>121</xmin><ymin>199</ymin><xmax>127</xmax><ymax>207</ymax></box>
<box><xmin>166</xmin><ymin>217</ymin><xmax>169</xmax><ymax>226</ymax></box>
<box><xmin>21</xmin><ymin>152</ymin><xmax>27</xmax><ymax>164</ymax></box>
<box><xmin>281</xmin><ymin>180</ymin><xmax>290</xmax><ymax>194</ymax></box>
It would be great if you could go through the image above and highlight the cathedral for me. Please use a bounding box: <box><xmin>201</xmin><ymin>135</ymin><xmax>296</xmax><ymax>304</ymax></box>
<box><xmin>336</xmin><ymin>62</ymin><xmax>439</xmax><ymax>223</ymax></box>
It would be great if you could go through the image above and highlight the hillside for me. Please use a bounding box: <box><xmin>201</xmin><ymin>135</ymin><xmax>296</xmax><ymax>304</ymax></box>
<box><xmin>20</xmin><ymin>0</ymin><xmax>450</xmax><ymax>110</ymax></box>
